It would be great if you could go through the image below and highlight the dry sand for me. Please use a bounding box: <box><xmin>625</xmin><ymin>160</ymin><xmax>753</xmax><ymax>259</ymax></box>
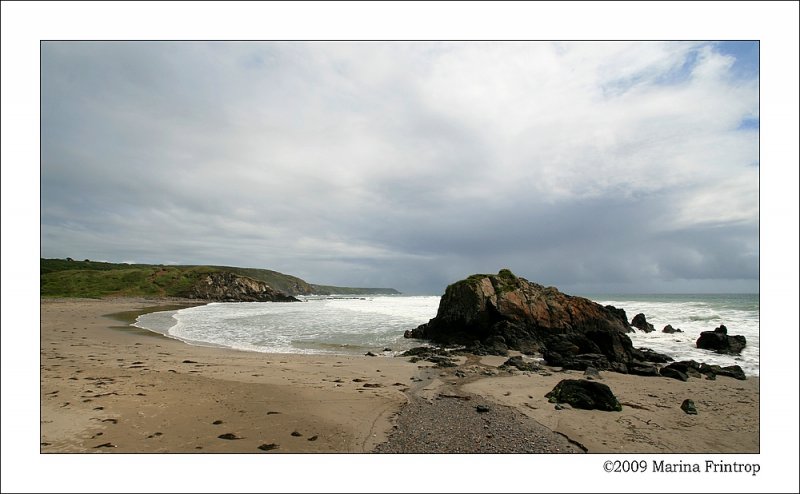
<box><xmin>40</xmin><ymin>297</ymin><xmax>759</xmax><ymax>455</ymax></box>
<box><xmin>463</xmin><ymin>359</ymin><xmax>759</xmax><ymax>453</ymax></box>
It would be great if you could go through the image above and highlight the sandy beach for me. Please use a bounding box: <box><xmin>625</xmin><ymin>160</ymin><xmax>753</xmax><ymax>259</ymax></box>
<box><xmin>40</xmin><ymin>297</ymin><xmax>759</xmax><ymax>455</ymax></box>
<box><xmin>40</xmin><ymin>298</ymin><xmax>419</xmax><ymax>453</ymax></box>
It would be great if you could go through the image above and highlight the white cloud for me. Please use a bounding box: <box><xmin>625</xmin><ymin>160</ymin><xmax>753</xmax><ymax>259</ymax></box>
<box><xmin>40</xmin><ymin>41</ymin><xmax>760</xmax><ymax>293</ymax></box>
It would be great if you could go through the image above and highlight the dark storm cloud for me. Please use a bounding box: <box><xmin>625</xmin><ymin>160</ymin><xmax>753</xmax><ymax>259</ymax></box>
<box><xmin>41</xmin><ymin>41</ymin><xmax>759</xmax><ymax>294</ymax></box>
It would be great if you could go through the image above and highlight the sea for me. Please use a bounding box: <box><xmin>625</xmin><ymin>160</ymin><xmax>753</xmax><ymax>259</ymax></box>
<box><xmin>133</xmin><ymin>293</ymin><xmax>759</xmax><ymax>376</ymax></box>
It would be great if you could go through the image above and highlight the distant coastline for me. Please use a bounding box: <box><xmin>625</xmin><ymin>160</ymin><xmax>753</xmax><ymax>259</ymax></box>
<box><xmin>40</xmin><ymin>258</ymin><xmax>400</xmax><ymax>299</ymax></box>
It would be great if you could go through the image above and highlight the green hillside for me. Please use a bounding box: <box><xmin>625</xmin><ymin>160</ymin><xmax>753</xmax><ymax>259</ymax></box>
<box><xmin>40</xmin><ymin>258</ymin><xmax>400</xmax><ymax>298</ymax></box>
<box><xmin>310</xmin><ymin>284</ymin><xmax>401</xmax><ymax>295</ymax></box>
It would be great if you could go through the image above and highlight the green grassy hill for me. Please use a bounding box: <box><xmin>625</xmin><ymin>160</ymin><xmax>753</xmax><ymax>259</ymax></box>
<box><xmin>40</xmin><ymin>258</ymin><xmax>400</xmax><ymax>298</ymax></box>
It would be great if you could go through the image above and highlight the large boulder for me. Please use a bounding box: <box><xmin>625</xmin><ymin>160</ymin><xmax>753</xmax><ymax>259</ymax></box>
<box><xmin>696</xmin><ymin>325</ymin><xmax>746</xmax><ymax>354</ymax></box>
<box><xmin>545</xmin><ymin>379</ymin><xmax>622</xmax><ymax>411</ymax></box>
<box><xmin>407</xmin><ymin>270</ymin><xmax>659</xmax><ymax>369</ymax></box>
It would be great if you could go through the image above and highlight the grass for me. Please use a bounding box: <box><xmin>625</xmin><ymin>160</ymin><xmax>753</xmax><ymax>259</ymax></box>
<box><xmin>39</xmin><ymin>264</ymin><xmax>213</xmax><ymax>299</ymax></box>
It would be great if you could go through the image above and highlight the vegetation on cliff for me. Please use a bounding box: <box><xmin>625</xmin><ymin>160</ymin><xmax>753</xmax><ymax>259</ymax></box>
<box><xmin>40</xmin><ymin>258</ymin><xmax>400</xmax><ymax>299</ymax></box>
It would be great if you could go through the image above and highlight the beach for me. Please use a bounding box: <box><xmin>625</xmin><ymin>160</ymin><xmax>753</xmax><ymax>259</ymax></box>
<box><xmin>40</xmin><ymin>297</ymin><xmax>759</xmax><ymax>454</ymax></box>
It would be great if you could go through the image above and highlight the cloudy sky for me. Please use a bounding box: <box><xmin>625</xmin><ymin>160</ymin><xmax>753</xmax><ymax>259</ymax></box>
<box><xmin>41</xmin><ymin>41</ymin><xmax>760</xmax><ymax>294</ymax></box>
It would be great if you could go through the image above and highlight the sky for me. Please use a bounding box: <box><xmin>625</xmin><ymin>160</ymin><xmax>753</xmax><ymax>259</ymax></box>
<box><xmin>40</xmin><ymin>41</ymin><xmax>761</xmax><ymax>295</ymax></box>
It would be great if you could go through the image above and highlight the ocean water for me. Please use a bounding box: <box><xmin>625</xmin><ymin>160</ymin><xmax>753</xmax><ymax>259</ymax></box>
<box><xmin>133</xmin><ymin>293</ymin><xmax>759</xmax><ymax>376</ymax></box>
<box><xmin>587</xmin><ymin>293</ymin><xmax>759</xmax><ymax>377</ymax></box>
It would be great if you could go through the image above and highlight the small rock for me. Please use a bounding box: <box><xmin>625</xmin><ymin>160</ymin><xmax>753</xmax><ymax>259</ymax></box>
<box><xmin>660</xmin><ymin>367</ymin><xmax>688</xmax><ymax>382</ymax></box>
<box><xmin>258</xmin><ymin>443</ymin><xmax>279</xmax><ymax>451</ymax></box>
<box><xmin>212</xmin><ymin>420</ymin><xmax>223</xmax><ymax>425</ymax></box>
<box><xmin>218</xmin><ymin>433</ymin><xmax>242</xmax><ymax>440</ymax></box>
<box><xmin>680</xmin><ymin>399</ymin><xmax>698</xmax><ymax>415</ymax></box>
<box><xmin>182</xmin><ymin>360</ymin><xmax>197</xmax><ymax>364</ymax></box>
<box><xmin>307</xmin><ymin>435</ymin><xmax>319</xmax><ymax>441</ymax></box>
<box><xmin>291</xmin><ymin>431</ymin><xmax>303</xmax><ymax>437</ymax></box>
<box><xmin>365</xmin><ymin>351</ymin><xmax>377</xmax><ymax>357</ymax></box>
<box><xmin>476</xmin><ymin>405</ymin><xmax>491</xmax><ymax>413</ymax></box>
<box><xmin>583</xmin><ymin>366</ymin><xmax>601</xmax><ymax>380</ymax></box>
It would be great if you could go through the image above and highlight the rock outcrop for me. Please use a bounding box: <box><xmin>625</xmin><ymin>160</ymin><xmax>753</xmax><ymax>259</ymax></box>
<box><xmin>631</xmin><ymin>313</ymin><xmax>655</xmax><ymax>332</ymax></box>
<box><xmin>662</xmin><ymin>324</ymin><xmax>682</xmax><ymax>334</ymax></box>
<box><xmin>696</xmin><ymin>325</ymin><xmax>746</xmax><ymax>355</ymax></box>
<box><xmin>186</xmin><ymin>272</ymin><xmax>299</xmax><ymax>302</ymax></box>
<box><xmin>661</xmin><ymin>360</ymin><xmax>747</xmax><ymax>381</ymax></box>
<box><xmin>406</xmin><ymin>270</ymin><xmax>670</xmax><ymax>371</ymax></box>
